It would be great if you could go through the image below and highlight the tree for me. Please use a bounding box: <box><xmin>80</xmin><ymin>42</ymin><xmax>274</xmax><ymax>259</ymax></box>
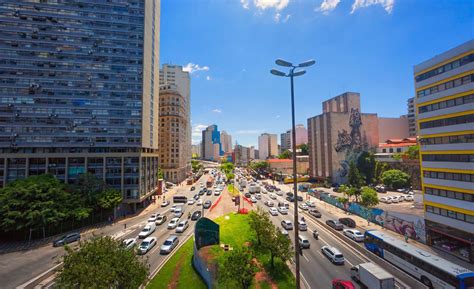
<box><xmin>298</xmin><ymin>143</ymin><xmax>309</xmax><ymax>155</ymax></box>
<box><xmin>157</xmin><ymin>167</ymin><xmax>164</xmax><ymax>179</ymax></box>
<box><xmin>218</xmin><ymin>247</ymin><xmax>257</xmax><ymax>289</ymax></box>
<box><xmin>56</xmin><ymin>236</ymin><xmax>148</xmax><ymax>288</ymax></box>
<box><xmin>338</xmin><ymin>184</ymin><xmax>360</xmax><ymax>203</ymax></box>
<box><xmin>249</xmin><ymin>161</ymin><xmax>268</xmax><ymax>171</ymax></box>
<box><xmin>97</xmin><ymin>188</ymin><xmax>122</xmax><ymax>219</ymax></box>
<box><xmin>248</xmin><ymin>207</ymin><xmax>272</xmax><ymax>246</ymax></box>
<box><xmin>406</xmin><ymin>145</ymin><xmax>419</xmax><ymax>160</ymax></box>
<box><xmin>70</xmin><ymin>173</ymin><xmax>105</xmax><ymax>208</ymax></box>
<box><xmin>278</xmin><ymin>150</ymin><xmax>292</xmax><ymax>159</ymax></box>
<box><xmin>360</xmin><ymin>186</ymin><xmax>379</xmax><ymax>225</ymax></box>
<box><xmin>191</xmin><ymin>159</ymin><xmax>203</xmax><ymax>173</ymax></box>
<box><xmin>357</xmin><ymin>152</ymin><xmax>376</xmax><ymax>185</ymax></box>
<box><xmin>381</xmin><ymin>169</ymin><xmax>410</xmax><ymax>189</ymax></box>
<box><xmin>266</xmin><ymin>226</ymin><xmax>293</xmax><ymax>268</ymax></box>
<box><xmin>220</xmin><ymin>161</ymin><xmax>235</xmax><ymax>174</ymax></box>
<box><xmin>0</xmin><ymin>174</ymin><xmax>75</xmax><ymax>236</ymax></box>
<box><xmin>347</xmin><ymin>161</ymin><xmax>364</xmax><ymax>188</ymax></box>
<box><xmin>374</xmin><ymin>161</ymin><xmax>389</xmax><ymax>184</ymax></box>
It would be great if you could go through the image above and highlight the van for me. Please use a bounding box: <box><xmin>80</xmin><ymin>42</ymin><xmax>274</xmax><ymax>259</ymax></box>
<box><xmin>138</xmin><ymin>222</ymin><xmax>156</xmax><ymax>239</ymax></box>
<box><xmin>299</xmin><ymin>235</ymin><xmax>310</xmax><ymax>249</ymax></box>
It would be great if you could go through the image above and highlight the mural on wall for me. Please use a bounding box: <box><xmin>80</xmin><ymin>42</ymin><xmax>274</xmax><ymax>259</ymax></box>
<box><xmin>334</xmin><ymin>108</ymin><xmax>369</xmax><ymax>180</ymax></box>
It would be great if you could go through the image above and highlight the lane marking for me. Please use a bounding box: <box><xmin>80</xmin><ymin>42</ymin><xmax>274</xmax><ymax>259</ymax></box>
<box><xmin>301</xmin><ymin>273</ymin><xmax>311</xmax><ymax>289</ymax></box>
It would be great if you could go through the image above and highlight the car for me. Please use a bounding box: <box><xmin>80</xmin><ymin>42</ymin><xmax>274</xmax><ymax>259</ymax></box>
<box><xmin>332</xmin><ymin>279</ymin><xmax>356</xmax><ymax>289</ymax></box>
<box><xmin>269</xmin><ymin>207</ymin><xmax>278</xmax><ymax>216</ymax></box>
<box><xmin>379</xmin><ymin>197</ymin><xmax>392</xmax><ymax>204</ymax></box>
<box><xmin>286</xmin><ymin>192</ymin><xmax>294</xmax><ymax>198</ymax></box>
<box><xmin>160</xmin><ymin>236</ymin><xmax>179</xmax><ymax>254</ymax></box>
<box><xmin>321</xmin><ymin>246</ymin><xmax>345</xmax><ymax>264</ymax></box>
<box><xmin>170</xmin><ymin>204</ymin><xmax>178</xmax><ymax>212</ymax></box>
<box><xmin>255</xmin><ymin>193</ymin><xmax>261</xmax><ymax>200</ymax></box>
<box><xmin>155</xmin><ymin>215</ymin><xmax>167</xmax><ymax>225</ymax></box>
<box><xmin>309</xmin><ymin>209</ymin><xmax>322</xmax><ymax>218</ymax></box>
<box><xmin>299</xmin><ymin>203</ymin><xmax>309</xmax><ymax>211</ymax></box>
<box><xmin>326</xmin><ymin>219</ymin><xmax>344</xmax><ymax>230</ymax></box>
<box><xmin>206</xmin><ymin>190</ymin><xmax>212</xmax><ymax>195</ymax></box>
<box><xmin>161</xmin><ymin>200</ymin><xmax>170</xmax><ymax>207</ymax></box>
<box><xmin>298</xmin><ymin>220</ymin><xmax>307</xmax><ymax>231</ymax></box>
<box><xmin>176</xmin><ymin>220</ymin><xmax>189</xmax><ymax>233</ymax></box>
<box><xmin>343</xmin><ymin>229</ymin><xmax>364</xmax><ymax>242</ymax></box>
<box><xmin>193</xmin><ymin>194</ymin><xmax>200</xmax><ymax>200</ymax></box>
<box><xmin>280</xmin><ymin>228</ymin><xmax>289</xmax><ymax>237</ymax></box>
<box><xmin>191</xmin><ymin>210</ymin><xmax>202</xmax><ymax>221</ymax></box>
<box><xmin>174</xmin><ymin>207</ymin><xmax>184</xmax><ymax>218</ymax></box>
<box><xmin>138</xmin><ymin>237</ymin><xmax>157</xmax><ymax>255</ymax></box>
<box><xmin>122</xmin><ymin>238</ymin><xmax>137</xmax><ymax>250</ymax></box>
<box><xmin>339</xmin><ymin>217</ymin><xmax>356</xmax><ymax>228</ymax></box>
<box><xmin>138</xmin><ymin>223</ymin><xmax>156</xmax><ymax>238</ymax></box>
<box><xmin>148</xmin><ymin>213</ymin><xmax>160</xmax><ymax>223</ymax></box>
<box><xmin>286</xmin><ymin>196</ymin><xmax>295</xmax><ymax>202</ymax></box>
<box><xmin>404</xmin><ymin>195</ymin><xmax>414</xmax><ymax>201</ymax></box>
<box><xmin>190</xmin><ymin>186</ymin><xmax>195</xmax><ymax>191</ymax></box>
<box><xmin>375</xmin><ymin>185</ymin><xmax>387</xmax><ymax>193</ymax></box>
<box><xmin>203</xmin><ymin>200</ymin><xmax>212</xmax><ymax>209</ymax></box>
<box><xmin>297</xmin><ymin>196</ymin><xmax>303</xmax><ymax>202</ymax></box>
<box><xmin>250</xmin><ymin>197</ymin><xmax>257</xmax><ymax>203</ymax></box>
<box><xmin>167</xmin><ymin>217</ymin><xmax>180</xmax><ymax>229</ymax></box>
<box><xmin>278</xmin><ymin>202</ymin><xmax>289</xmax><ymax>209</ymax></box>
<box><xmin>187</xmin><ymin>199</ymin><xmax>195</xmax><ymax>205</ymax></box>
<box><xmin>214</xmin><ymin>190</ymin><xmax>221</xmax><ymax>196</ymax></box>
<box><xmin>196</xmin><ymin>199</ymin><xmax>203</xmax><ymax>206</ymax></box>
<box><xmin>203</xmin><ymin>188</ymin><xmax>208</xmax><ymax>192</ymax></box>
<box><xmin>264</xmin><ymin>200</ymin><xmax>274</xmax><ymax>207</ymax></box>
<box><xmin>281</xmin><ymin>220</ymin><xmax>293</xmax><ymax>230</ymax></box>
<box><xmin>313</xmin><ymin>230</ymin><xmax>319</xmax><ymax>239</ymax></box>
<box><xmin>305</xmin><ymin>200</ymin><xmax>316</xmax><ymax>208</ymax></box>
<box><xmin>299</xmin><ymin>235</ymin><xmax>310</xmax><ymax>249</ymax></box>
<box><xmin>441</xmin><ymin>241</ymin><xmax>458</xmax><ymax>251</ymax></box>
<box><xmin>276</xmin><ymin>190</ymin><xmax>283</xmax><ymax>196</ymax></box>
<box><xmin>53</xmin><ymin>233</ymin><xmax>81</xmax><ymax>247</ymax></box>
<box><xmin>269</xmin><ymin>193</ymin><xmax>277</xmax><ymax>200</ymax></box>
<box><xmin>278</xmin><ymin>206</ymin><xmax>288</xmax><ymax>215</ymax></box>
<box><xmin>390</xmin><ymin>196</ymin><xmax>401</xmax><ymax>203</ymax></box>
<box><xmin>245</xmin><ymin>192</ymin><xmax>251</xmax><ymax>198</ymax></box>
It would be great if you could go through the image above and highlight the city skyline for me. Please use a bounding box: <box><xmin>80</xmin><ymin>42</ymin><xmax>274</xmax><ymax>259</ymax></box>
<box><xmin>160</xmin><ymin>0</ymin><xmax>472</xmax><ymax>147</ymax></box>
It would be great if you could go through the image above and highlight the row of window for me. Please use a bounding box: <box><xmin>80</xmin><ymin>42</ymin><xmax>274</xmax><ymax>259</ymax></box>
<box><xmin>423</xmin><ymin>170</ymin><xmax>474</xmax><ymax>182</ymax></box>
<box><xmin>422</xmin><ymin>154</ymin><xmax>474</xmax><ymax>162</ymax></box>
<box><xmin>419</xmin><ymin>114</ymin><xmax>474</xmax><ymax>129</ymax></box>
<box><xmin>418</xmin><ymin>94</ymin><xmax>474</xmax><ymax>114</ymax></box>
<box><xmin>415</xmin><ymin>53</ymin><xmax>473</xmax><ymax>82</ymax></box>
<box><xmin>425</xmin><ymin>186</ymin><xmax>473</xmax><ymax>202</ymax></box>
<box><xmin>381</xmin><ymin>148</ymin><xmax>403</xmax><ymax>153</ymax></box>
<box><xmin>417</xmin><ymin>74</ymin><xmax>473</xmax><ymax>98</ymax></box>
<box><xmin>419</xmin><ymin>134</ymin><xmax>474</xmax><ymax>145</ymax></box>
<box><xmin>426</xmin><ymin>205</ymin><xmax>474</xmax><ymax>224</ymax></box>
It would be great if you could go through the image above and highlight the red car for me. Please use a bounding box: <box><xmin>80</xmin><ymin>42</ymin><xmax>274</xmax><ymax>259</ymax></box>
<box><xmin>332</xmin><ymin>279</ymin><xmax>355</xmax><ymax>289</ymax></box>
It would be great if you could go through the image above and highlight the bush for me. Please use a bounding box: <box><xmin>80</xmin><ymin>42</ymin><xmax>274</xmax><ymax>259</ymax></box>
<box><xmin>381</xmin><ymin>169</ymin><xmax>410</xmax><ymax>189</ymax></box>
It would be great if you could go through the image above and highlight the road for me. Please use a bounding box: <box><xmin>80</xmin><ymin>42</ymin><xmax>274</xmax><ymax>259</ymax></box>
<box><xmin>0</xmin><ymin>173</ymin><xmax>219</xmax><ymax>289</ymax></box>
<box><xmin>243</xmin><ymin>181</ymin><xmax>427</xmax><ymax>289</ymax></box>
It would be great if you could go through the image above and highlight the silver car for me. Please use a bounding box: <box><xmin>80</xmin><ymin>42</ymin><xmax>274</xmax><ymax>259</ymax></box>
<box><xmin>160</xmin><ymin>236</ymin><xmax>179</xmax><ymax>254</ymax></box>
<box><xmin>138</xmin><ymin>237</ymin><xmax>157</xmax><ymax>255</ymax></box>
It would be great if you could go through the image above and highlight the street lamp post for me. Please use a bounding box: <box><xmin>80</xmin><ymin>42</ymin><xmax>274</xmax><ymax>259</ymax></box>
<box><xmin>270</xmin><ymin>58</ymin><xmax>315</xmax><ymax>289</ymax></box>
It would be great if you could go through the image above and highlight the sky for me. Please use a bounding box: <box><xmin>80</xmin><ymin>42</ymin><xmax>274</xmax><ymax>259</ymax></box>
<box><xmin>160</xmin><ymin>0</ymin><xmax>473</xmax><ymax>147</ymax></box>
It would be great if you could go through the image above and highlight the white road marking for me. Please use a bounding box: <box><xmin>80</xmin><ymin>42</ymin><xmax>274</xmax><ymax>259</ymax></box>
<box><xmin>301</xmin><ymin>273</ymin><xmax>311</xmax><ymax>289</ymax></box>
<box><xmin>303</xmin><ymin>253</ymin><xmax>310</xmax><ymax>262</ymax></box>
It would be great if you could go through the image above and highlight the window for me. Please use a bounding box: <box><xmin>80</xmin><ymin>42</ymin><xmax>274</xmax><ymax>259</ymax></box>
<box><xmin>415</xmin><ymin>54</ymin><xmax>474</xmax><ymax>82</ymax></box>
<box><xmin>417</xmin><ymin>74</ymin><xmax>474</xmax><ymax>98</ymax></box>
<box><xmin>419</xmin><ymin>114</ymin><xmax>474</xmax><ymax>129</ymax></box>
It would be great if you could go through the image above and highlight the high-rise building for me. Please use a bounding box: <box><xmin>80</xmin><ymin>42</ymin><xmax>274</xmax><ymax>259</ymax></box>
<box><xmin>415</xmin><ymin>40</ymin><xmax>474</xmax><ymax>263</ymax></box>
<box><xmin>281</xmin><ymin>124</ymin><xmax>308</xmax><ymax>153</ymax></box>
<box><xmin>159</xmin><ymin>64</ymin><xmax>191</xmax><ymax>174</ymax></box>
<box><xmin>201</xmin><ymin>125</ymin><xmax>222</xmax><ymax>161</ymax></box>
<box><xmin>220</xmin><ymin>131</ymin><xmax>233</xmax><ymax>153</ymax></box>
<box><xmin>158</xmin><ymin>84</ymin><xmax>190</xmax><ymax>184</ymax></box>
<box><xmin>307</xmin><ymin>92</ymin><xmax>379</xmax><ymax>183</ymax></box>
<box><xmin>0</xmin><ymin>0</ymin><xmax>161</xmax><ymax>213</ymax></box>
<box><xmin>281</xmin><ymin>130</ymin><xmax>291</xmax><ymax>152</ymax></box>
<box><xmin>258</xmin><ymin>133</ymin><xmax>278</xmax><ymax>159</ymax></box>
<box><xmin>407</xmin><ymin>97</ymin><xmax>417</xmax><ymax>137</ymax></box>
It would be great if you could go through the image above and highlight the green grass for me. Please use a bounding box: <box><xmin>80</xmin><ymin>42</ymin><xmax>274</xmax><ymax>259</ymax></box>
<box><xmin>147</xmin><ymin>238</ymin><xmax>206</xmax><ymax>289</ymax></box>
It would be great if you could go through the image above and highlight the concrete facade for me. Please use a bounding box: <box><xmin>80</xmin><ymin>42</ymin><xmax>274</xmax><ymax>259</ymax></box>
<box><xmin>307</xmin><ymin>92</ymin><xmax>379</xmax><ymax>183</ymax></box>
<box><xmin>267</xmin><ymin>156</ymin><xmax>309</xmax><ymax>176</ymax></box>
<box><xmin>415</xmin><ymin>40</ymin><xmax>474</xmax><ymax>263</ymax></box>
<box><xmin>281</xmin><ymin>124</ymin><xmax>308</xmax><ymax>152</ymax></box>
<box><xmin>220</xmin><ymin>131</ymin><xmax>233</xmax><ymax>153</ymax></box>
<box><xmin>378</xmin><ymin>116</ymin><xmax>409</xmax><ymax>143</ymax></box>
<box><xmin>258</xmin><ymin>133</ymin><xmax>278</xmax><ymax>160</ymax></box>
<box><xmin>280</xmin><ymin>130</ymin><xmax>291</xmax><ymax>152</ymax></box>
<box><xmin>407</xmin><ymin>97</ymin><xmax>417</xmax><ymax>137</ymax></box>
<box><xmin>201</xmin><ymin>125</ymin><xmax>222</xmax><ymax>161</ymax></box>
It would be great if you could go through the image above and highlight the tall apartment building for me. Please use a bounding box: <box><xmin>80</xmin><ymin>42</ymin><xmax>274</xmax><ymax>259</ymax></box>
<box><xmin>220</xmin><ymin>131</ymin><xmax>233</xmax><ymax>153</ymax></box>
<box><xmin>258</xmin><ymin>133</ymin><xmax>278</xmax><ymax>159</ymax></box>
<box><xmin>280</xmin><ymin>124</ymin><xmax>308</xmax><ymax>152</ymax></box>
<box><xmin>0</xmin><ymin>1</ymin><xmax>161</xmax><ymax>213</ymax></box>
<box><xmin>158</xmin><ymin>85</ymin><xmax>190</xmax><ymax>184</ymax></box>
<box><xmin>307</xmin><ymin>92</ymin><xmax>379</xmax><ymax>183</ymax></box>
<box><xmin>234</xmin><ymin>144</ymin><xmax>250</xmax><ymax>166</ymax></box>
<box><xmin>281</xmin><ymin>130</ymin><xmax>291</xmax><ymax>152</ymax></box>
<box><xmin>201</xmin><ymin>125</ymin><xmax>222</xmax><ymax>161</ymax></box>
<box><xmin>407</xmin><ymin>97</ymin><xmax>417</xmax><ymax>137</ymax></box>
<box><xmin>415</xmin><ymin>40</ymin><xmax>474</xmax><ymax>263</ymax></box>
<box><xmin>159</xmin><ymin>64</ymin><xmax>191</xmax><ymax>173</ymax></box>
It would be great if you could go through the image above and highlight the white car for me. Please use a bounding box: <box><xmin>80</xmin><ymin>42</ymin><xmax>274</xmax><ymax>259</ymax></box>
<box><xmin>170</xmin><ymin>204</ymin><xmax>177</xmax><ymax>212</ymax></box>
<box><xmin>167</xmin><ymin>217</ymin><xmax>180</xmax><ymax>229</ymax></box>
<box><xmin>269</xmin><ymin>207</ymin><xmax>278</xmax><ymax>216</ymax></box>
<box><xmin>196</xmin><ymin>199</ymin><xmax>203</xmax><ymax>206</ymax></box>
<box><xmin>160</xmin><ymin>236</ymin><xmax>179</xmax><ymax>255</ymax></box>
<box><xmin>281</xmin><ymin>220</ymin><xmax>293</xmax><ymax>230</ymax></box>
<box><xmin>299</xmin><ymin>204</ymin><xmax>309</xmax><ymax>211</ymax></box>
<box><xmin>264</xmin><ymin>200</ymin><xmax>274</xmax><ymax>207</ymax></box>
<box><xmin>138</xmin><ymin>223</ymin><xmax>156</xmax><ymax>239</ymax></box>
<box><xmin>176</xmin><ymin>220</ymin><xmax>189</xmax><ymax>233</ymax></box>
<box><xmin>250</xmin><ymin>197</ymin><xmax>257</xmax><ymax>203</ymax></box>
<box><xmin>147</xmin><ymin>213</ymin><xmax>160</xmax><ymax>223</ymax></box>
<box><xmin>404</xmin><ymin>195</ymin><xmax>414</xmax><ymax>201</ymax></box>
<box><xmin>255</xmin><ymin>193</ymin><xmax>261</xmax><ymax>200</ymax></box>
<box><xmin>343</xmin><ymin>229</ymin><xmax>364</xmax><ymax>242</ymax></box>
<box><xmin>269</xmin><ymin>193</ymin><xmax>277</xmax><ymax>200</ymax></box>
<box><xmin>278</xmin><ymin>206</ymin><xmax>288</xmax><ymax>215</ymax></box>
<box><xmin>122</xmin><ymin>238</ymin><xmax>137</xmax><ymax>250</ymax></box>
<box><xmin>214</xmin><ymin>190</ymin><xmax>221</xmax><ymax>196</ymax></box>
<box><xmin>161</xmin><ymin>200</ymin><xmax>170</xmax><ymax>207</ymax></box>
<box><xmin>138</xmin><ymin>237</ymin><xmax>157</xmax><ymax>255</ymax></box>
<box><xmin>187</xmin><ymin>199</ymin><xmax>195</xmax><ymax>205</ymax></box>
<box><xmin>390</xmin><ymin>196</ymin><xmax>401</xmax><ymax>203</ymax></box>
<box><xmin>379</xmin><ymin>197</ymin><xmax>392</xmax><ymax>204</ymax></box>
<box><xmin>276</xmin><ymin>191</ymin><xmax>284</xmax><ymax>196</ymax></box>
<box><xmin>305</xmin><ymin>200</ymin><xmax>316</xmax><ymax>208</ymax></box>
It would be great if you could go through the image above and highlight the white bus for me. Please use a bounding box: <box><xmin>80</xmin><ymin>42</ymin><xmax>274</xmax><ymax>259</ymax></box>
<box><xmin>364</xmin><ymin>230</ymin><xmax>474</xmax><ymax>289</ymax></box>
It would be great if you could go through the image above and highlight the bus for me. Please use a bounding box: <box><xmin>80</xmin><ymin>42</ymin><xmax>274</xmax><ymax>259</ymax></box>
<box><xmin>364</xmin><ymin>230</ymin><xmax>474</xmax><ymax>289</ymax></box>
<box><xmin>173</xmin><ymin>195</ymin><xmax>188</xmax><ymax>203</ymax></box>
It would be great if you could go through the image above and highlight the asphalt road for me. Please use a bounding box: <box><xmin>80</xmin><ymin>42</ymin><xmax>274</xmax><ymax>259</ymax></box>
<box><xmin>245</xmin><ymin>183</ymin><xmax>426</xmax><ymax>289</ymax></box>
<box><xmin>0</xmin><ymin>173</ymin><xmax>219</xmax><ymax>289</ymax></box>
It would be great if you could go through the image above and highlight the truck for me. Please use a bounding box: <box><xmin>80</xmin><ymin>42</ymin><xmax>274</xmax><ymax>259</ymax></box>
<box><xmin>350</xmin><ymin>263</ymin><xmax>395</xmax><ymax>289</ymax></box>
<box><xmin>248</xmin><ymin>183</ymin><xmax>260</xmax><ymax>193</ymax></box>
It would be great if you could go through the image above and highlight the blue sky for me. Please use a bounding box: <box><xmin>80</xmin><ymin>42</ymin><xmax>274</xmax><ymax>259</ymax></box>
<box><xmin>160</xmin><ymin>0</ymin><xmax>473</xmax><ymax>147</ymax></box>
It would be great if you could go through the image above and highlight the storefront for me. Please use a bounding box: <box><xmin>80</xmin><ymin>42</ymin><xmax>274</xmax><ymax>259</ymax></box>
<box><xmin>426</xmin><ymin>220</ymin><xmax>474</xmax><ymax>264</ymax></box>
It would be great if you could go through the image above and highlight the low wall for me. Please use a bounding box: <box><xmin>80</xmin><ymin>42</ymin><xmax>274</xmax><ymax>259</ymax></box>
<box><xmin>192</xmin><ymin>243</ymin><xmax>213</xmax><ymax>289</ymax></box>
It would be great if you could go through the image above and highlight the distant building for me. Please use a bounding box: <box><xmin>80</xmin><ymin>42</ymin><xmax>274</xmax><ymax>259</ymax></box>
<box><xmin>267</xmin><ymin>156</ymin><xmax>309</xmax><ymax>176</ymax></box>
<box><xmin>280</xmin><ymin>124</ymin><xmax>308</xmax><ymax>152</ymax></box>
<box><xmin>234</xmin><ymin>144</ymin><xmax>250</xmax><ymax>166</ymax></box>
<box><xmin>201</xmin><ymin>125</ymin><xmax>222</xmax><ymax>161</ymax></box>
<box><xmin>407</xmin><ymin>97</ymin><xmax>417</xmax><ymax>137</ymax></box>
<box><xmin>415</xmin><ymin>40</ymin><xmax>474</xmax><ymax>263</ymax></box>
<box><xmin>280</xmin><ymin>130</ymin><xmax>291</xmax><ymax>152</ymax></box>
<box><xmin>375</xmin><ymin>138</ymin><xmax>417</xmax><ymax>162</ymax></box>
<box><xmin>249</xmin><ymin>146</ymin><xmax>256</xmax><ymax>160</ymax></box>
<box><xmin>192</xmin><ymin>143</ymin><xmax>201</xmax><ymax>158</ymax></box>
<box><xmin>258</xmin><ymin>133</ymin><xmax>278</xmax><ymax>159</ymax></box>
<box><xmin>220</xmin><ymin>131</ymin><xmax>233</xmax><ymax>153</ymax></box>
<box><xmin>378</xmin><ymin>115</ymin><xmax>409</xmax><ymax>143</ymax></box>
<box><xmin>307</xmin><ymin>92</ymin><xmax>379</xmax><ymax>183</ymax></box>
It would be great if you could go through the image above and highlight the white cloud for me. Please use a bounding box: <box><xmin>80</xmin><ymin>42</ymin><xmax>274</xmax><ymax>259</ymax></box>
<box><xmin>183</xmin><ymin>63</ymin><xmax>210</xmax><ymax>74</ymax></box>
<box><xmin>274</xmin><ymin>12</ymin><xmax>281</xmax><ymax>22</ymax></box>
<box><xmin>241</xmin><ymin>0</ymin><xmax>250</xmax><ymax>9</ymax></box>
<box><xmin>206</xmin><ymin>76</ymin><xmax>211</xmax><ymax>81</ymax></box>
<box><xmin>236</xmin><ymin>129</ymin><xmax>263</xmax><ymax>134</ymax></box>
<box><xmin>276</xmin><ymin>115</ymin><xmax>281</xmax><ymax>119</ymax></box>
<box><xmin>317</xmin><ymin>0</ymin><xmax>341</xmax><ymax>15</ymax></box>
<box><xmin>351</xmin><ymin>0</ymin><xmax>395</xmax><ymax>14</ymax></box>
<box><xmin>254</xmin><ymin>0</ymin><xmax>289</xmax><ymax>10</ymax></box>
<box><xmin>212</xmin><ymin>108</ymin><xmax>222</xmax><ymax>114</ymax></box>
<box><xmin>192</xmin><ymin>124</ymin><xmax>207</xmax><ymax>144</ymax></box>
<box><xmin>282</xmin><ymin>14</ymin><xmax>291</xmax><ymax>22</ymax></box>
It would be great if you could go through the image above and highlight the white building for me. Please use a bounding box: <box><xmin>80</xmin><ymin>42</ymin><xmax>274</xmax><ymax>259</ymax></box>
<box><xmin>258</xmin><ymin>133</ymin><xmax>278</xmax><ymax>160</ymax></box>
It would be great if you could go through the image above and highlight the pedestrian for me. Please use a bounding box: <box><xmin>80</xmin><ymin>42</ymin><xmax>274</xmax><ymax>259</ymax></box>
<box><xmin>404</xmin><ymin>232</ymin><xmax>409</xmax><ymax>243</ymax></box>
<box><xmin>381</xmin><ymin>220</ymin><xmax>385</xmax><ymax>229</ymax></box>
<box><xmin>124</xmin><ymin>223</ymin><xmax>127</xmax><ymax>229</ymax></box>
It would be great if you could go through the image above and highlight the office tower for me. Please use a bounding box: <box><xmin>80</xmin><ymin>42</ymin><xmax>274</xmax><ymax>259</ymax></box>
<box><xmin>281</xmin><ymin>130</ymin><xmax>291</xmax><ymax>152</ymax></box>
<box><xmin>201</xmin><ymin>125</ymin><xmax>222</xmax><ymax>161</ymax></box>
<box><xmin>407</xmin><ymin>97</ymin><xmax>417</xmax><ymax>137</ymax></box>
<box><xmin>220</xmin><ymin>131</ymin><xmax>233</xmax><ymax>153</ymax></box>
<box><xmin>258</xmin><ymin>133</ymin><xmax>278</xmax><ymax>159</ymax></box>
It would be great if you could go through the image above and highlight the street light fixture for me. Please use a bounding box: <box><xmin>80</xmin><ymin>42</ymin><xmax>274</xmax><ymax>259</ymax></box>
<box><xmin>270</xmin><ymin>58</ymin><xmax>315</xmax><ymax>289</ymax></box>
